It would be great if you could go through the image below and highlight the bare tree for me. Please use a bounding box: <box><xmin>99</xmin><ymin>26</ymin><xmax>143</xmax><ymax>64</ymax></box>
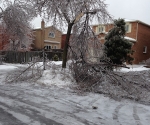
<box><xmin>21</xmin><ymin>0</ymin><xmax>112</xmax><ymax>68</ymax></box>
<box><xmin>0</xmin><ymin>0</ymin><xmax>36</xmax><ymax>51</ymax></box>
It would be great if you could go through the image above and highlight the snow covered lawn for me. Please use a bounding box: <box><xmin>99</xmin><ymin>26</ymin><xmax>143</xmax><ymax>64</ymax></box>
<box><xmin>0</xmin><ymin>62</ymin><xmax>150</xmax><ymax>125</ymax></box>
<box><xmin>119</xmin><ymin>64</ymin><xmax>149</xmax><ymax>72</ymax></box>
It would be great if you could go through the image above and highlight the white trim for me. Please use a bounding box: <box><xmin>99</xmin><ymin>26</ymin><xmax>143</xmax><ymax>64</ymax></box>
<box><xmin>91</xmin><ymin>19</ymin><xmax>150</xmax><ymax>28</ymax></box>
<box><xmin>125</xmin><ymin>23</ymin><xmax>132</xmax><ymax>33</ymax></box>
<box><xmin>124</xmin><ymin>36</ymin><xmax>136</xmax><ymax>42</ymax></box>
<box><xmin>44</xmin><ymin>40</ymin><xmax>60</xmax><ymax>44</ymax></box>
<box><xmin>96</xmin><ymin>25</ymin><xmax>105</xmax><ymax>33</ymax></box>
<box><xmin>143</xmin><ymin>46</ymin><xmax>147</xmax><ymax>53</ymax></box>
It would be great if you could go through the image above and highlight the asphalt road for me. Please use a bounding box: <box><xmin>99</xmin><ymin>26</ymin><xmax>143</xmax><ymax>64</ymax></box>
<box><xmin>0</xmin><ymin>83</ymin><xmax>100</xmax><ymax>125</ymax></box>
<box><xmin>0</xmin><ymin>83</ymin><xmax>150</xmax><ymax>125</ymax></box>
<box><xmin>0</xmin><ymin>84</ymin><xmax>68</xmax><ymax>125</ymax></box>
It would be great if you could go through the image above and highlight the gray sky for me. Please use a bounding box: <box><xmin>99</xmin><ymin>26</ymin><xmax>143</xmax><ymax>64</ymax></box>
<box><xmin>105</xmin><ymin>0</ymin><xmax>150</xmax><ymax>24</ymax></box>
<box><xmin>31</xmin><ymin>0</ymin><xmax>150</xmax><ymax>28</ymax></box>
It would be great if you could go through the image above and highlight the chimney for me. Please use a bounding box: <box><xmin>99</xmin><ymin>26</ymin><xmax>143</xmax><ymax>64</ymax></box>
<box><xmin>41</xmin><ymin>19</ymin><xmax>45</xmax><ymax>49</ymax></box>
<box><xmin>41</xmin><ymin>19</ymin><xmax>45</xmax><ymax>29</ymax></box>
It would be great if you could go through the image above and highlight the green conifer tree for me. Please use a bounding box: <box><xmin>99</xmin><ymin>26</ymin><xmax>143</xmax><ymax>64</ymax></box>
<box><xmin>53</xmin><ymin>54</ymin><xmax>59</xmax><ymax>61</ymax></box>
<box><xmin>104</xmin><ymin>19</ymin><xmax>133</xmax><ymax>65</ymax></box>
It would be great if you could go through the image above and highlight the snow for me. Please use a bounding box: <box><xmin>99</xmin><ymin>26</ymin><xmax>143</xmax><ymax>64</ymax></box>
<box><xmin>124</xmin><ymin>36</ymin><xmax>136</xmax><ymax>42</ymax></box>
<box><xmin>0</xmin><ymin>62</ymin><xmax>150</xmax><ymax>125</ymax></box>
<box><xmin>36</xmin><ymin>61</ymin><xmax>75</xmax><ymax>87</ymax></box>
<box><xmin>124</xmin><ymin>19</ymin><xmax>137</xmax><ymax>22</ymax></box>
<box><xmin>119</xmin><ymin>65</ymin><xmax>149</xmax><ymax>72</ymax></box>
<box><xmin>0</xmin><ymin>64</ymin><xmax>18</xmax><ymax>70</ymax></box>
<box><xmin>0</xmin><ymin>62</ymin><xmax>150</xmax><ymax>86</ymax></box>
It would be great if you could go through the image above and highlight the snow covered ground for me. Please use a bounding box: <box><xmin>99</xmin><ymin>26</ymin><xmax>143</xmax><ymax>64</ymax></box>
<box><xmin>119</xmin><ymin>64</ymin><xmax>149</xmax><ymax>72</ymax></box>
<box><xmin>0</xmin><ymin>62</ymin><xmax>150</xmax><ymax>125</ymax></box>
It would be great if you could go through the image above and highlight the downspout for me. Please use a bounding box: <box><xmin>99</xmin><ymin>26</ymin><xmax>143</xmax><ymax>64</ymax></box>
<box><xmin>136</xmin><ymin>21</ymin><xmax>139</xmax><ymax>41</ymax></box>
<box><xmin>135</xmin><ymin>21</ymin><xmax>139</xmax><ymax>64</ymax></box>
<box><xmin>41</xmin><ymin>19</ymin><xmax>45</xmax><ymax>49</ymax></box>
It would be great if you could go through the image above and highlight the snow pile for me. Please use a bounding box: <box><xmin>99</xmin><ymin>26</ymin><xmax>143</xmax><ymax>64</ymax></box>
<box><xmin>0</xmin><ymin>64</ymin><xmax>19</xmax><ymax>84</ymax></box>
<box><xmin>37</xmin><ymin>61</ymin><xmax>76</xmax><ymax>87</ymax></box>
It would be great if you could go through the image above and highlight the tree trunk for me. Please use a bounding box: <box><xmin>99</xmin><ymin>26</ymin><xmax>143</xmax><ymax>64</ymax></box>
<box><xmin>62</xmin><ymin>23</ymin><xmax>73</xmax><ymax>68</ymax></box>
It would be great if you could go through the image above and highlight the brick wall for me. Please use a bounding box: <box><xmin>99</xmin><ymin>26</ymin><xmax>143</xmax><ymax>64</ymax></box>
<box><xmin>61</xmin><ymin>34</ymin><xmax>66</xmax><ymax>49</ymax></box>
<box><xmin>132</xmin><ymin>23</ymin><xmax>150</xmax><ymax>63</ymax></box>
<box><xmin>0</xmin><ymin>33</ymin><xmax>9</xmax><ymax>50</ymax></box>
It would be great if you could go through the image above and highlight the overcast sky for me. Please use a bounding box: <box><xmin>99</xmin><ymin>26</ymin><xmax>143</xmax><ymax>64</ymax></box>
<box><xmin>31</xmin><ymin>0</ymin><xmax>150</xmax><ymax>28</ymax></box>
<box><xmin>105</xmin><ymin>0</ymin><xmax>150</xmax><ymax>24</ymax></box>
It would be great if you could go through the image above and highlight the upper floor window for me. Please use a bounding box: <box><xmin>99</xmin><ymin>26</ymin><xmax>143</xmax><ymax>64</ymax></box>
<box><xmin>49</xmin><ymin>32</ymin><xmax>55</xmax><ymax>38</ymax></box>
<box><xmin>143</xmin><ymin>46</ymin><xmax>147</xmax><ymax>53</ymax></box>
<box><xmin>125</xmin><ymin>23</ymin><xmax>132</xmax><ymax>33</ymax></box>
<box><xmin>98</xmin><ymin>25</ymin><xmax>105</xmax><ymax>33</ymax></box>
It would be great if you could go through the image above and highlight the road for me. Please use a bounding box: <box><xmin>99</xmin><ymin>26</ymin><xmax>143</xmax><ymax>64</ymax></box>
<box><xmin>0</xmin><ymin>83</ymin><xmax>150</xmax><ymax>125</ymax></box>
<box><xmin>0</xmin><ymin>84</ymin><xmax>99</xmax><ymax>125</ymax></box>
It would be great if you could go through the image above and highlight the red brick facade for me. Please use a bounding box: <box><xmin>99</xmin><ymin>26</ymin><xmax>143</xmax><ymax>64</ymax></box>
<box><xmin>61</xmin><ymin>34</ymin><xmax>66</xmax><ymax>49</ymax></box>
<box><xmin>0</xmin><ymin>27</ymin><xmax>9</xmax><ymax>50</ymax></box>
<box><xmin>92</xmin><ymin>20</ymin><xmax>150</xmax><ymax>64</ymax></box>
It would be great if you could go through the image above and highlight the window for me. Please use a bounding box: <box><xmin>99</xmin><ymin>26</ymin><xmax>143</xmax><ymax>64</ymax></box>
<box><xmin>125</xmin><ymin>23</ymin><xmax>131</xmax><ymax>33</ymax></box>
<box><xmin>44</xmin><ymin>45</ymin><xmax>51</xmax><ymax>50</ymax></box>
<box><xmin>49</xmin><ymin>32</ymin><xmax>55</xmax><ymax>38</ymax></box>
<box><xmin>99</xmin><ymin>27</ymin><xmax>103</xmax><ymax>32</ymax></box>
<box><xmin>143</xmin><ymin>46</ymin><xmax>147</xmax><ymax>53</ymax></box>
<box><xmin>49</xmin><ymin>46</ymin><xmax>51</xmax><ymax>49</ymax></box>
<box><xmin>98</xmin><ymin>25</ymin><xmax>105</xmax><ymax>33</ymax></box>
<box><xmin>125</xmin><ymin>25</ymin><xmax>129</xmax><ymax>32</ymax></box>
<box><xmin>97</xmin><ymin>25</ymin><xmax>105</xmax><ymax>33</ymax></box>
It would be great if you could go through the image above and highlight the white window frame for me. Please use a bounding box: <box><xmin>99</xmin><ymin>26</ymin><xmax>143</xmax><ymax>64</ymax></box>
<box><xmin>97</xmin><ymin>25</ymin><xmax>105</xmax><ymax>33</ymax></box>
<box><xmin>49</xmin><ymin>32</ymin><xmax>55</xmax><ymax>38</ymax></box>
<box><xmin>143</xmin><ymin>46</ymin><xmax>147</xmax><ymax>53</ymax></box>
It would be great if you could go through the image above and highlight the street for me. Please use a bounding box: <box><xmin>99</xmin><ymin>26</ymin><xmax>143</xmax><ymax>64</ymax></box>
<box><xmin>0</xmin><ymin>83</ymin><xmax>150</xmax><ymax>125</ymax></box>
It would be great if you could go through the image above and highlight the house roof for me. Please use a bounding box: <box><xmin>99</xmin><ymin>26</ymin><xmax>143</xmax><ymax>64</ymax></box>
<box><xmin>45</xmin><ymin>26</ymin><xmax>63</xmax><ymax>33</ymax></box>
<box><xmin>33</xmin><ymin>25</ymin><xmax>62</xmax><ymax>33</ymax></box>
<box><xmin>91</xmin><ymin>19</ymin><xmax>150</xmax><ymax>28</ymax></box>
<box><xmin>96</xmin><ymin>32</ymin><xmax>136</xmax><ymax>42</ymax></box>
<box><xmin>124</xmin><ymin>19</ymin><xmax>150</xmax><ymax>27</ymax></box>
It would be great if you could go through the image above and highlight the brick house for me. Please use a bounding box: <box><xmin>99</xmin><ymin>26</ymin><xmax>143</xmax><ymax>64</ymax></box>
<box><xmin>0</xmin><ymin>26</ymin><xmax>9</xmax><ymax>50</ymax></box>
<box><xmin>0</xmin><ymin>25</ymin><xmax>32</xmax><ymax>51</ymax></box>
<box><xmin>92</xmin><ymin>20</ymin><xmax>150</xmax><ymax>64</ymax></box>
<box><xmin>32</xmin><ymin>20</ymin><xmax>62</xmax><ymax>50</ymax></box>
